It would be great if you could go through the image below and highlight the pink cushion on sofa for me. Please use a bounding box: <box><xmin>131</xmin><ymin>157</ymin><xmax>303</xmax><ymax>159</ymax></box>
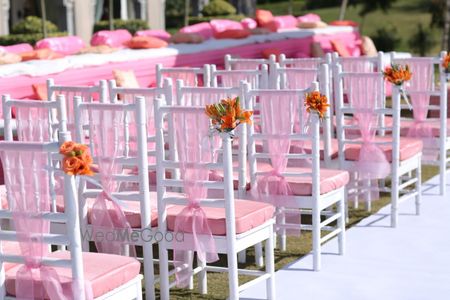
<box><xmin>257</xmin><ymin>163</ymin><xmax>349</xmax><ymax>196</ymax></box>
<box><xmin>273</xmin><ymin>15</ymin><xmax>298</xmax><ymax>29</ymax></box>
<box><xmin>331</xmin><ymin>39</ymin><xmax>351</xmax><ymax>57</ymax></box>
<box><xmin>344</xmin><ymin>136</ymin><xmax>423</xmax><ymax>162</ymax></box>
<box><xmin>179</xmin><ymin>22</ymin><xmax>214</xmax><ymax>40</ymax></box>
<box><xmin>241</xmin><ymin>18</ymin><xmax>257</xmax><ymax>30</ymax></box>
<box><xmin>167</xmin><ymin>200</ymin><xmax>274</xmax><ymax>235</ymax></box>
<box><xmin>35</xmin><ymin>36</ymin><xmax>85</xmax><ymax>55</ymax></box>
<box><xmin>91</xmin><ymin>29</ymin><xmax>132</xmax><ymax>48</ymax></box>
<box><xmin>297</xmin><ymin>13</ymin><xmax>321</xmax><ymax>24</ymax></box>
<box><xmin>0</xmin><ymin>43</ymin><xmax>33</xmax><ymax>54</ymax></box>
<box><xmin>5</xmin><ymin>251</ymin><xmax>140</xmax><ymax>298</ymax></box>
<box><xmin>210</xmin><ymin>19</ymin><xmax>244</xmax><ymax>34</ymax></box>
<box><xmin>135</xmin><ymin>29</ymin><xmax>171</xmax><ymax>42</ymax></box>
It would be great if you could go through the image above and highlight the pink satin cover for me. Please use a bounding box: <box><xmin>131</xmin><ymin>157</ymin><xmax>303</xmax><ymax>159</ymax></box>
<box><xmin>171</xmin><ymin>110</ymin><xmax>219</xmax><ymax>287</ymax></box>
<box><xmin>241</xmin><ymin>18</ymin><xmax>257</xmax><ymax>30</ymax></box>
<box><xmin>179</xmin><ymin>22</ymin><xmax>214</xmax><ymax>40</ymax></box>
<box><xmin>90</xmin><ymin>29</ymin><xmax>132</xmax><ymax>48</ymax></box>
<box><xmin>0</xmin><ymin>43</ymin><xmax>33</xmax><ymax>54</ymax></box>
<box><xmin>210</xmin><ymin>19</ymin><xmax>244</xmax><ymax>34</ymax></box>
<box><xmin>346</xmin><ymin>75</ymin><xmax>390</xmax><ymax>179</ymax></box>
<box><xmin>35</xmin><ymin>36</ymin><xmax>86</xmax><ymax>55</ymax></box>
<box><xmin>1</xmin><ymin>150</ymin><xmax>92</xmax><ymax>299</ymax></box>
<box><xmin>135</xmin><ymin>29</ymin><xmax>171</xmax><ymax>42</ymax></box>
<box><xmin>88</xmin><ymin>107</ymin><xmax>135</xmax><ymax>256</ymax></box>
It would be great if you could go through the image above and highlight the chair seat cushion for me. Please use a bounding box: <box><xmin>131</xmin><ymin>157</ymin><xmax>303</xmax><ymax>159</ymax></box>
<box><xmin>2</xmin><ymin>241</ymin><xmax>21</xmax><ymax>271</ymax></box>
<box><xmin>257</xmin><ymin>163</ymin><xmax>349</xmax><ymax>196</ymax></box>
<box><xmin>344</xmin><ymin>136</ymin><xmax>423</xmax><ymax>162</ymax></box>
<box><xmin>166</xmin><ymin>199</ymin><xmax>275</xmax><ymax>236</ymax></box>
<box><xmin>5</xmin><ymin>251</ymin><xmax>140</xmax><ymax>298</ymax></box>
<box><xmin>400</xmin><ymin>119</ymin><xmax>450</xmax><ymax>137</ymax></box>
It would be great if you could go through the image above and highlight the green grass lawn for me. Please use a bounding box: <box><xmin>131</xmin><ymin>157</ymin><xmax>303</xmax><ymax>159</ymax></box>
<box><xmin>256</xmin><ymin>0</ymin><xmax>441</xmax><ymax>55</ymax></box>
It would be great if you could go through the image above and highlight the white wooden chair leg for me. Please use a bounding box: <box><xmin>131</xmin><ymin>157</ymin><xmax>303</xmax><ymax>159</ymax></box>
<box><xmin>391</xmin><ymin>173</ymin><xmax>399</xmax><ymax>228</ymax></box>
<box><xmin>364</xmin><ymin>179</ymin><xmax>372</xmax><ymax>212</ymax></box>
<box><xmin>227</xmin><ymin>248</ymin><xmax>239</xmax><ymax>300</ymax></box>
<box><xmin>440</xmin><ymin>147</ymin><xmax>446</xmax><ymax>196</ymax></box>
<box><xmin>344</xmin><ymin>187</ymin><xmax>349</xmax><ymax>223</ymax></box>
<box><xmin>353</xmin><ymin>174</ymin><xmax>359</xmax><ymax>209</ymax></box>
<box><xmin>338</xmin><ymin>194</ymin><xmax>346</xmax><ymax>256</ymax></box>
<box><xmin>312</xmin><ymin>205</ymin><xmax>321</xmax><ymax>271</ymax></box>
<box><xmin>157</xmin><ymin>245</ymin><xmax>170</xmax><ymax>300</ymax></box>
<box><xmin>265</xmin><ymin>231</ymin><xmax>276</xmax><ymax>300</ymax></box>
<box><xmin>238</xmin><ymin>250</ymin><xmax>247</xmax><ymax>263</ymax></box>
<box><xmin>143</xmin><ymin>242</ymin><xmax>155</xmax><ymax>300</ymax></box>
<box><xmin>416</xmin><ymin>158</ymin><xmax>422</xmax><ymax>215</ymax></box>
<box><xmin>186</xmin><ymin>251</ymin><xmax>194</xmax><ymax>290</ymax></box>
<box><xmin>255</xmin><ymin>243</ymin><xmax>264</xmax><ymax>267</ymax></box>
<box><xmin>198</xmin><ymin>257</ymin><xmax>207</xmax><ymax>294</ymax></box>
<box><xmin>280</xmin><ymin>209</ymin><xmax>286</xmax><ymax>252</ymax></box>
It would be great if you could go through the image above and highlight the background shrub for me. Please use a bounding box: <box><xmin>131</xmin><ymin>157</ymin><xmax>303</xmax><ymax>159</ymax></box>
<box><xmin>202</xmin><ymin>0</ymin><xmax>237</xmax><ymax>16</ymax></box>
<box><xmin>408</xmin><ymin>23</ymin><xmax>435</xmax><ymax>56</ymax></box>
<box><xmin>93</xmin><ymin>19</ymin><xmax>149</xmax><ymax>35</ymax></box>
<box><xmin>189</xmin><ymin>14</ymin><xmax>245</xmax><ymax>25</ymax></box>
<box><xmin>370</xmin><ymin>27</ymin><xmax>401</xmax><ymax>52</ymax></box>
<box><xmin>11</xmin><ymin>16</ymin><xmax>59</xmax><ymax>34</ymax></box>
<box><xmin>0</xmin><ymin>32</ymin><xmax>67</xmax><ymax>46</ymax></box>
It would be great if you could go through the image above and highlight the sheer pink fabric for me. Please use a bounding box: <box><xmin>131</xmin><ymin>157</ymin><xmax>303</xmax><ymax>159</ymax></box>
<box><xmin>347</xmin><ymin>75</ymin><xmax>390</xmax><ymax>179</ymax></box>
<box><xmin>255</xmin><ymin>93</ymin><xmax>297</xmax><ymax>203</ymax></box>
<box><xmin>284</xmin><ymin>69</ymin><xmax>318</xmax><ymax>89</ymax></box>
<box><xmin>220</xmin><ymin>73</ymin><xmax>258</xmax><ymax>88</ymax></box>
<box><xmin>88</xmin><ymin>108</ymin><xmax>135</xmax><ymax>255</ymax></box>
<box><xmin>340</xmin><ymin>59</ymin><xmax>374</xmax><ymax>73</ymax></box>
<box><xmin>163</xmin><ymin>71</ymin><xmax>198</xmax><ymax>87</ymax></box>
<box><xmin>172</xmin><ymin>110</ymin><xmax>218</xmax><ymax>287</ymax></box>
<box><xmin>1</xmin><ymin>150</ymin><xmax>92</xmax><ymax>299</ymax></box>
<box><xmin>288</xmin><ymin>59</ymin><xmax>321</xmax><ymax>69</ymax></box>
<box><xmin>231</xmin><ymin>61</ymin><xmax>261</xmax><ymax>70</ymax></box>
<box><xmin>55</xmin><ymin>90</ymin><xmax>92</xmax><ymax>138</ymax></box>
<box><xmin>404</xmin><ymin>61</ymin><xmax>434</xmax><ymax>149</ymax></box>
<box><xmin>15</xmin><ymin>106</ymin><xmax>51</xmax><ymax>142</ymax></box>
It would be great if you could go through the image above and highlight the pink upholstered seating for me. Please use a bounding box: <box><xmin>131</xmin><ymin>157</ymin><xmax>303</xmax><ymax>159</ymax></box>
<box><xmin>5</xmin><ymin>251</ymin><xmax>140</xmax><ymax>298</ymax></box>
<box><xmin>400</xmin><ymin>119</ymin><xmax>450</xmax><ymax>137</ymax></box>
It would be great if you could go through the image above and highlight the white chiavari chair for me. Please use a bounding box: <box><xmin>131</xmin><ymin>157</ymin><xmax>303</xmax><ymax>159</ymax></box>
<box><xmin>209</xmin><ymin>64</ymin><xmax>269</xmax><ymax>89</ymax></box>
<box><xmin>335</xmin><ymin>67</ymin><xmax>423</xmax><ymax>227</ymax></box>
<box><xmin>156</xmin><ymin>64</ymin><xmax>210</xmax><ymax>88</ymax></box>
<box><xmin>278</xmin><ymin>54</ymin><xmax>330</xmax><ymax>69</ymax></box>
<box><xmin>244</xmin><ymin>83</ymin><xmax>347</xmax><ymax>271</ymax></box>
<box><xmin>224</xmin><ymin>54</ymin><xmax>276</xmax><ymax>70</ymax></box>
<box><xmin>154</xmin><ymin>101</ymin><xmax>276</xmax><ymax>300</ymax></box>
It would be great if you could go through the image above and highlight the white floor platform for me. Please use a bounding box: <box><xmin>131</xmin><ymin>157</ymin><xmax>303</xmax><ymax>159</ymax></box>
<box><xmin>240</xmin><ymin>174</ymin><xmax>450</xmax><ymax>300</ymax></box>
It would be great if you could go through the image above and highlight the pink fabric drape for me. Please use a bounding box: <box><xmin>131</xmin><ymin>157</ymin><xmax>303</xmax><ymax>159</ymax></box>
<box><xmin>88</xmin><ymin>108</ymin><xmax>135</xmax><ymax>256</ymax></box>
<box><xmin>341</xmin><ymin>60</ymin><xmax>373</xmax><ymax>73</ymax></box>
<box><xmin>289</xmin><ymin>59</ymin><xmax>321</xmax><ymax>69</ymax></box>
<box><xmin>163</xmin><ymin>71</ymin><xmax>198</xmax><ymax>87</ymax></box>
<box><xmin>347</xmin><ymin>75</ymin><xmax>390</xmax><ymax>179</ymax></box>
<box><xmin>172</xmin><ymin>110</ymin><xmax>218</xmax><ymax>287</ymax></box>
<box><xmin>284</xmin><ymin>69</ymin><xmax>317</xmax><ymax>90</ymax></box>
<box><xmin>255</xmin><ymin>93</ymin><xmax>297</xmax><ymax>203</ymax></box>
<box><xmin>404</xmin><ymin>61</ymin><xmax>435</xmax><ymax>155</ymax></box>
<box><xmin>15</xmin><ymin>106</ymin><xmax>51</xmax><ymax>142</ymax></box>
<box><xmin>221</xmin><ymin>73</ymin><xmax>258</xmax><ymax>88</ymax></box>
<box><xmin>1</xmin><ymin>150</ymin><xmax>92</xmax><ymax>299</ymax></box>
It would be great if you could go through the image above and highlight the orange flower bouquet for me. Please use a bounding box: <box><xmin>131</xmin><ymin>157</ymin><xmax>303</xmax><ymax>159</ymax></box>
<box><xmin>60</xmin><ymin>141</ymin><xmax>94</xmax><ymax>176</ymax></box>
<box><xmin>304</xmin><ymin>91</ymin><xmax>330</xmax><ymax>120</ymax></box>
<box><xmin>383</xmin><ymin>63</ymin><xmax>412</xmax><ymax>86</ymax></box>
<box><xmin>443</xmin><ymin>53</ymin><xmax>450</xmax><ymax>72</ymax></box>
<box><xmin>205</xmin><ymin>97</ymin><xmax>253</xmax><ymax>133</ymax></box>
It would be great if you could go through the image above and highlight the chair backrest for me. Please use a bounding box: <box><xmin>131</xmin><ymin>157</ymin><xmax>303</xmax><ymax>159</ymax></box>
<box><xmin>334</xmin><ymin>66</ymin><xmax>400</xmax><ymax>169</ymax></box>
<box><xmin>278</xmin><ymin>54</ymin><xmax>329</xmax><ymax>69</ymax></box>
<box><xmin>244</xmin><ymin>83</ymin><xmax>321</xmax><ymax>201</ymax></box>
<box><xmin>224</xmin><ymin>54</ymin><xmax>276</xmax><ymax>70</ymax></box>
<box><xmin>332</xmin><ymin>51</ymin><xmax>384</xmax><ymax>73</ymax></box>
<box><xmin>156</xmin><ymin>64</ymin><xmax>210</xmax><ymax>87</ymax></box>
<box><xmin>209</xmin><ymin>64</ymin><xmax>269</xmax><ymax>89</ymax></box>
<box><xmin>154</xmin><ymin>100</ymin><xmax>236</xmax><ymax>239</ymax></box>
<box><xmin>73</xmin><ymin>98</ymin><xmax>151</xmax><ymax>246</ymax></box>
<box><xmin>0</xmin><ymin>138</ymin><xmax>87</xmax><ymax>299</ymax></box>
<box><xmin>2</xmin><ymin>95</ymin><xmax>67</xmax><ymax>142</ymax></box>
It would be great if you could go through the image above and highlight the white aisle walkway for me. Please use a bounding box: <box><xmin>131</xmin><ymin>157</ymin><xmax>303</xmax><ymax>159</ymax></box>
<box><xmin>240</xmin><ymin>174</ymin><xmax>450</xmax><ymax>300</ymax></box>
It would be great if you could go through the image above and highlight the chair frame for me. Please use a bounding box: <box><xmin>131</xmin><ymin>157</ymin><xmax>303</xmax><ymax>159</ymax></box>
<box><xmin>209</xmin><ymin>64</ymin><xmax>269</xmax><ymax>89</ymax></box>
<box><xmin>156</xmin><ymin>64</ymin><xmax>210</xmax><ymax>88</ymax></box>
<box><xmin>154</xmin><ymin>101</ymin><xmax>276</xmax><ymax>300</ymax></box>
<box><xmin>244</xmin><ymin>83</ymin><xmax>346</xmax><ymax>271</ymax></box>
<box><xmin>224</xmin><ymin>54</ymin><xmax>276</xmax><ymax>70</ymax></box>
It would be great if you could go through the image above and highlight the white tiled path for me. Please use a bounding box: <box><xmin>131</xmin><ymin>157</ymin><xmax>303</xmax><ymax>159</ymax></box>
<box><xmin>240</xmin><ymin>174</ymin><xmax>450</xmax><ymax>300</ymax></box>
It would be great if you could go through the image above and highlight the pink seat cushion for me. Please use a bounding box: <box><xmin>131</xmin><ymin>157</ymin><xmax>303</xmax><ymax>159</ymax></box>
<box><xmin>5</xmin><ymin>251</ymin><xmax>140</xmax><ymax>298</ymax></box>
<box><xmin>167</xmin><ymin>200</ymin><xmax>274</xmax><ymax>235</ymax></box>
<box><xmin>400</xmin><ymin>119</ymin><xmax>450</xmax><ymax>137</ymax></box>
<box><xmin>1</xmin><ymin>241</ymin><xmax>21</xmax><ymax>271</ymax></box>
<box><xmin>344</xmin><ymin>136</ymin><xmax>423</xmax><ymax>162</ymax></box>
<box><xmin>257</xmin><ymin>163</ymin><xmax>349</xmax><ymax>196</ymax></box>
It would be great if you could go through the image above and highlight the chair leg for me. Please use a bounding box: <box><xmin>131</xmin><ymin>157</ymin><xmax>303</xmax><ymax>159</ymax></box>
<box><xmin>353</xmin><ymin>173</ymin><xmax>359</xmax><ymax>209</ymax></box>
<box><xmin>312</xmin><ymin>203</ymin><xmax>321</xmax><ymax>271</ymax></box>
<box><xmin>364</xmin><ymin>179</ymin><xmax>372</xmax><ymax>212</ymax></box>
<box><xmin>265</xmin><ymin>232</ymin><xmax>276</xmax><ymax>300</ymax></box>
<box><xmin>255</xmin><ymin>243</ymin><xmax>264</xmax><ymax>267</ymax></box>
<box><xmin>227</xmin><ymin>247</ymin><xmax>239</xmax><ymax>300</ymax></box>
<box><xmin>344</xmin><ymin>186</ymin><xmax>349</xmax><ymax>223</ymax></box>
<box><xmin>238</xmin><ymin>250</ymin><xmax>247</xmax><ymax>264</ymax></box>
<box><xmin>143</xmin><ymin>242</ymin><xmax>155</xmax><ymax>300</ymax></box>
<box><xmin>416</xmin><ymin>159</ymin><xmax>422</xmax><ymax>216</ymax></box>
<box><xmin>157</xmin><ymin>244</ymin><xmax>170</xmax><ymax>300</ymax></box>
<box><xmin>391</xmin><ymin>170</ymin><xmax>399</xmax><ymax>228</ymax></box>
<box><xmin>198</xmin><ymin>257</ymin><xmax>207</xmax><ymax>295</ymax></box>
<box><xmin>440</xmin><ymin>147</ymin><xmax>446</xmax><ymax>196</ymax></box>
<box><xmin>186</xmin><ymin>251</ymin><xmax>194</xmax><ymax>290</ymax></box>
<box><xmin>338</xmin><ymin>194</ymin><xmax>346</xmax><ymax>256</ymax></box>
<box><xmin>280</xmin><ymin>209</ymin><xmax>286</xmax><ymax>252</ymax></box>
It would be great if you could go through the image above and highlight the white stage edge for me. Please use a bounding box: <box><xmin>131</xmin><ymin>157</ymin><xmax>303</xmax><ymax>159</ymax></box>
<box><xmin>240</xmin><ymin>173</ymin><xmax>450</xmax><ymax>300</ymax></box>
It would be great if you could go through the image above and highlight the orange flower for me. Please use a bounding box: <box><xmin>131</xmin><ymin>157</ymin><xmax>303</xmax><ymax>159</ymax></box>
<box><xmin>221</xmin><ymin>114</ymin><xmax>237</xmax><ymax>131</ymax></box>
<box><xmin>77</xmin><ymin>160</ymin><xmax>94</xmax><ymax>176</ymax></box>
<box><xmin>79</xmin><ymin>148</ymin><xmax>93</xmax><ymax>165</ymax></box>
<box><xmin>304</xmin><ymin>91</ymin><xmax>330</xmax><ymax>119</ymax></box>
<box><xmin>238</xmin><ymin>110</ymin><xmax>253</xmax><ymax>124</ymax></box>
<box><xmin>383</xmin><ymin>64</ymin><xmax>412</xmax><ymax>86</ymax></box>
<box><xmin>59</xmin><ymin>141</ymin><xmax>76</xmax><ymax>156</ymax></box>
<box><xmin>443</xmin><ymin>54</ymin><xmax>450</xmax><ymax>69</ymax></box>
<box><xmin>63</xmin><ymin>156</ymin><xmax>82</xmax><ymax>176</ymax></box>
<box><xmin>205</xmin><ymin>96</ymin><xmax>253</xmax><ymax>133</ymax></box>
